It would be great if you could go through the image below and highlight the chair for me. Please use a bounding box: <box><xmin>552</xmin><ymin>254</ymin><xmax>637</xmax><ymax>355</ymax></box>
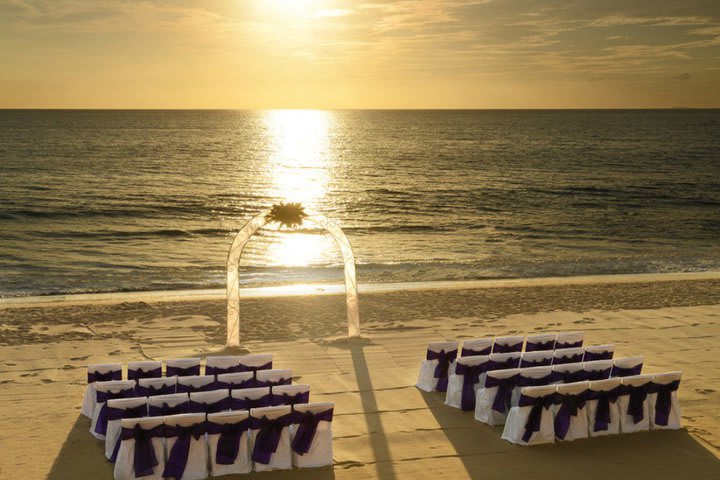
<box><xmin>147</xmin><ymin>392</ymin><xmax>189</xmax><ymax>416</ymax></box>
<box><xmin>205</xmin><ymin>356</ymin><xmax>242</xmax><ymax>376</ymax></box>
<box><xmin>445</xmin><ymin>355</ymin><xmax>490</xmax><ymax>410</ymax></box>
<box><xmin>127</xmin><ymin>361</ymin><xmax>162</xmax><ymax>381</ymax></box>
<box><xmin>648</xmin><ymin>371</ymin><xmax>682</xmax><ymax>430</ymax></box>
<box><xmin>555</xmin><ymin>331</ymin><xmax>584</xmax><ymax>349</ymax></box>
<box><xmin>105</xmin><ymin>397</ymin><xmax>148</xmax><ymax>462</ymax></box>
<box><xmin>583</xmin><ymin>344</ymin><xmax>614</xmax><ymax>361</ymax></box>
<box><xmin>501</xmin><ymin>385</ymin><xmax>557</xmax><ymax>446</ymax></box>
<box><xmin>291</xmin><ymin>402</ymin><xmax>334</xmax><ymax>468</ymax></box>
<box><xmin>216</xmin><ymin>372</ymin><xmax>256</xmax><ymax>390</ymax></box>
<box><xmin>82</xmin><ymin>363</ymin><xmax>122</xmax><ymax>418</ymax></box>
<box><xmin>92</xmin><ymin>380</ymin><xmax>137</xmax><ymax>440</ymax></box>
<box><xmin>163</xmin><ymin>413</ymin><xmax>208</xmax><ymax>480</ymax></box>
<box><xmin>581</xmin><ymin>360</ymin><xmax>613</xmax><ymax>381</ymax></box>
<box><xmin>617</xmin><ymin>374</ymin><xmax>653</xmax><ymax>433</ymax></box>
<box><xmin>256</xmin><ymin>369</ymin><xmax>292</xmax><ymax>389</ymax></box>
<box><xmin>611</xmin><ymin>357</ymin><xmax>644</xmax><ymax>377</ymax></box>
<box><xmin>512</xmin><ymin>366</ymin><xmax>553</xmax><ymax>406</ymax></box>
<box><xmin>136</xmin><ymin>377</ymin><xmax>176</xmax><ymax>397</ymax></box>
<box><xmin>272</xmin><ymin>384</ymin><xmax>311</xmax><ymax>407</ymax></box>
<box><xmin>239</xmin><ymin>354</ymin><xmax>274</xmax><ymax>374</ymax></box>
<box><xmin>176</xmin><ymin>375</ymin><xmax>215</xmax><ymax>393</ymax></box>
<box><xmin>482</xmin><ymin>352</ymin><xmax>521</xmax><ymax>387</ymax></box>
<box><xmin>189</xmin><ymin>389</ymin><xmax>231</xmax><ymax>414</ymax></box>
<box><xmin>113</xmin><ymin>416</ymin><xmax>165</xmax><ymax>480</ymax></box>
<box><xmin>231</xmin><ymin>387</ymin><xmax>273</xmax><ymax>410</ymax></box>
<box><xmin>492</xmin><ymin>335</ymin><xmax>524</xmax><ymax>353</ymax></box>
<box><xmin>554</xmin><ymin>381</ymin><xmax>590</xmax><ymax>441</ymax></box>
<box><xmin>525</xmin><ymin>333</ymin><xmax>557</xmax><ymax>352</ymax></box>
<box><xmin>460</xmin><ymin>338</ymin><xmax>493</xmax><ymax>357</ymax></box>
<box><xmin>475</xmin><ymin>368</ymin><xmax>519</xmax><ymax>425</ymax></box>
<box><xmin>551</xmin><ymin>363</ymin><xmax>583</xmax><ymax>384</ymax></box>
<box><xmin>586</xmin><ymin>378</ymin><xmax>621</xmax><ymax>437</ymax></box>
<box><xmin>165</xmin><ymin>358</ymin><xmax>201</xmax><ymax>377</ymax></box>
<box><xmin>552</xmin><ymin>347</ymin><xmax>584</xmax><ymax>365</ymax></box>
<box><xmin>520</xmin><ymin>351</ymin><xmax>553</xmax><ymax>368</ymax></box>
<box><xmin>416</xmin><ymin>341</ymin><xmax>458</xmax><ymax>393</ymax></box>
<box><xmin>207</xmin><ymin>410</ymin><xmax>252</xmax><ymax>476</ymax></box>
<box><xmin>249</xmin><ymin>405</ymin><xmax>293</xmax><ymax>472</ymax></box>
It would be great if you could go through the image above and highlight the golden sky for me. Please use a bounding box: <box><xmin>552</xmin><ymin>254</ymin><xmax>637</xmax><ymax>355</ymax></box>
<box><xmin>1</xmin><ymin>0</ymin><xmax>719</xmax><ymax>108</ymax></box>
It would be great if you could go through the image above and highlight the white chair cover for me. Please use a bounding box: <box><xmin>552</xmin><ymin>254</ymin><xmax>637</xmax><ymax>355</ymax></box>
<box><xmin>127</xmin><ymin>361</ymin><xmax>162</xmax><ymax>381</ymax></box>
<box><xmin>552</xmin><ymin>347</ymin><xmax>584</xmax><ymax>365</ymax></box>
<box><xmin>205</xmin><ymin>356</ymin><xmax>242</xmax><ymax>376</ymax></box>
<box><xmin>648</xmin><ymin>371</ymin><xmax>682</xmax><ymax>430</ymax></box>
<box><xmin>555</xmin><ymin>331</ymin><xmax>584</xmax><ymax>349</ymax></box>
<box><xmin>524</xmin><ymin>333</ymin><xmax>557</xmax><ymax>352</ymax></box>
<box><xmin>416</xmin><ymin>341</ymin><xmax>459</xmax><ymax>392</ymax></box>
<box><xmin>475</xmin><ymin>368</ymin><xmax>519</xmax><ymax>425</ymax></box>
<box><xmin>611</xmin><ymin>357</ymin><xmax>644</xmax><ymax>377</ymax></box>
<box><xmin>256</xmin><ymin>369</ymin><xmax>292</xmax><ymax>389</ymax></box>
<box><xmin>586</xmin><ymin>378</ymin><xmax>621</xmax><ymax>437</ymax></box>
<box><xmin>147</xmin><ymin>392</ymin><xmax>189</xmax><ymax>416</ymax></box>
<box><xmin>511</xmin><ymin>366</ymin><xmax>553</xmax><ymax>406</ymax></box>
<box><xmin>163</xmin><ymin>413</ymin><xmax>208</xmax><ymax>480</ymax></box>
<box><xmin>551</xmin><ymin>362</ymin><xmax>583</xmax><ymax>384</ymax></box>
<box><xmin>501</xmin><ymin>385</ymin><xmax>557</xmax><ymax>446</ymax></box>
<box><xmin>445</xmin><ymin>355</ymin><xmax>489</xmax><ymax>409</ymax></box>
<box><xmin>291</xmin><ymin>402</ymin><xmax>334</xmax><ymax>468</ymax></box>
<box><xmin>105</xmin><ymin>397</ymin><xmax>148</xmax><ymax>461</ymax></box>
<box><xmin>176</xmin><ymin>375</ymin><xmax>215</xmax><ymax>393</ymax></box>
<box><xmin>136</xmin><ymin>376</ymin><xmax>176</xmax><ymax>397</ymax></box>
<box><xmin>272</xmin><ymin>384</ymin><xmax>311</xmax><ymax>407</ymax></box>
<box><xmin>553</xmin><ymin>381</ymin><xmax>590</xmax><ymax>441</ymax></box>
<box><xmin>239</xmin><ymin>354</ymin><xmax>273</xmax><ymax>373</ymax></box>
<box><xmin>481</xmin><ymin>352</ymin><xmax>521</xmax><ymax>386</ymax></box>
<box><xmin>189</xmin><ymin>389</ymin><xmax>230</xmax><ymax>414</ymax></box>
<box><xmin>581</xmin><ymin>360</ymin><xmax>613</xmax><ymax>381</ymax></box>
<box><xmin>617</xmin><ymin>374</ymin><xmax>653</xmax><ymax>433</ymax></box>
<box><xmin>492</xmin><ymin>335</ymin><xmax>524</xmax><ymax>353</ymax></box>
<box><xmin>207</xmin><ymin>410</ymin><xmax>252</xmax><ymax>476</ymax></box>
<box><xmin>92</xmin><ymin>380</ymin><xmax>137</xmax><ymax>440</ymax></box>
<box><xmin>249</xmin><ymin>405</ymin><xmax>292</xmax><ymax>472</ymax></box>
<box><xmin>520</xmin><ymin>350</ymin><xmax>553</xmax><ymax>368</ymax></box>
<box><xmin>231</xmin><ymin>387</ymin><xmax>273</xmax><ymax>410</ymax></box>
<box><xmin>583</xmin><ymin>344</ymin><xmax>614</xmax><ymax>361</ymax></box>
<box><xmin>113</xmin><ymin>416</ymin><xmax>165</xmax><ymax>480</ymax></box>
<box><xmin>216</xmin><ymin>371</ymin><xmax>255</xmax><ymax>389</ymax></box>
<box><xmin>83</xmin><ymin>363</ymin><xmax>123</xmax><ymax>418</ymax></box>
<box><xmin>165</xmin><ymin>358</ymin><xmax>201</xmax><ymax>377</ymax></box>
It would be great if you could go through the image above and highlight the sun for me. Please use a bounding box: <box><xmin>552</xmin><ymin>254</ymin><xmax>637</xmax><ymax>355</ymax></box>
<box><xmin>263</xmin><ymin>0</ymin><xmax>324</xmax><ymax>17</ymax></box>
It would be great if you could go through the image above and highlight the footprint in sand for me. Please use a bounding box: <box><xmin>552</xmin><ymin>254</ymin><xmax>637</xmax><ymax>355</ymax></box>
<box><xmin>696</xmin><ymin>388</ymin><xmax>716</xmax><ymax>394</ymax></box>
<box><xmin>70</xmin><ymin>356</ymin><xmax>90</xmax><ymax>361</ymax></box>
<box><xmin>41</xmin><ymin>378</ymin><xmax>54</xmax><ymax>384</ymax></box>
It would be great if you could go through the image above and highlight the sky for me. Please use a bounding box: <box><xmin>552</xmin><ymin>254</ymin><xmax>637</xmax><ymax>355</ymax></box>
<box><xmin>1</xmin><ymin>0</ymin><xmax>720</xmax><ymax>109</ymax></box>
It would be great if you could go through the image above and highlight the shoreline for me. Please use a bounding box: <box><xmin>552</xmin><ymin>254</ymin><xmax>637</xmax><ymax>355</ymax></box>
<box><xmin>2</xmin><ymin>270</ymin><xmax>720</xmax><ymax>309</ymax></box>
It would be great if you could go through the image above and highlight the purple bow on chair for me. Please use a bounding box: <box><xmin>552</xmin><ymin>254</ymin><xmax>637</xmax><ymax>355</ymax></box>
<box><xmin>521</xmin><ymin>358</ymin><xmax>552</xmax><ymax>368</ymax></box>
<box><xmin>493</xmin><ymin>343</ymin><xmax>522</xmax><ymax>354</ymax></box>
<box><xmin>88</xmin><ymin>370</ymin><xmax>122</xmax><ymax>383</ymax></box>
<box><xmin>148</xmin><ymin>402</ymin><xmax>188</xmax><ymax>416</ymax></box>
<box><xmin>583</xmin><ymin>350</ymin><xmax>613</xmax><ymax>361</ymax></box>
<box><xmin>553</xmin><ymin>353</ymin><xmax>583</xmax><ymax>365</ymax></box>
<box><xmin>586</xmin><ymin>387</ymin><xmax>620</xmax><ymax>432</ymax></box>
<box><xmin>95</xmin><ymin>388</ymin><xmax>136</xmax><ymax>436</ymax></box>
<box><xmin>555</xmin><ymin>340</ymin><xmax>583</xmax><ymax>349</ymax></box>
<box><xmin>517</xmin><ymin>373</ymin><xmax>553</xmax><ymax>389</ymax></box>
<box><xmin>177</xmin><ymin>382</ymin><xmax>215</xmax><ymax>394</ymax></box>
<box><xmin>621</xmin><ymin>383</ymin><xmax>649</xmax><ymax>424</ymax></box>
<box><xmin>107</xmin><ymin>404</ymin><xmax>149</xmax><ymax>462</ymax></box>
<box><xmin>136</xmin><ymin>383</ymin><xmax>175</xmax><ymax>397</ymax></box>
<box><xmin>231</xmin><ymin>394</ymin><xmax>273</xmax><ymax>410</ymax></box>
<box><xmin>257</xmin><ymin>378</ymin><xmax>292</xmax><ymax>389</ymax></box>
<box><xmin>216</xmin><ymin>378</ymin><xmax>256</xmax><ymax>390</ymax></box>
<box><xmin>488</xmin><ymin>356</ymin><xmax>520</xmax><ymax>372</ymax></box>
<box><xmin>647</xmin><ymin>380</ymin><xmax>680</xmax><ymax>426</ymax></box>
<box><xmin>272</xmin><ymin>391</ymin><xmax>310</xmax><ymax>407</ymax></box>
<box><xmin>206</xmin><ymin>419</ymin><xmax>252</xmax><ymax>465</ymax></box>
<box><xmin>583</xmin><ymin>368</ymin><xmax>612</xmax><ymax>382</ymax></box>
<box><xmin>551</xmin><ymin>369</ymin><xmax>584</xmax><ymax>384</ymax></box>
<box><xmin>520</xmin><ymin>393</ymin><xmax>556</xmax><ymax>443</ymax></box>
<box><xmin>291</xmin><ymin>409</ymin><xmax>334</xmax><ymax>455</ymax></box>
<box><xmin>127</xmin><ymin>367</ymin><xmax>162</xmax><ymax>381</ymax></box>
<box><xmin>456</xmin><ymin>362</ymin><xmax>488</xmax><ymax>411</ymax></box>
<box><xmin>426</xmin><ymin>349</ymin><xmax>457</xmax><ymax>392</ymax></box>
<box><xmin>239</xmin><ymin>361</ymin><xmax>273</xmax><ymax>375</ymax></box>
<box><xmin>485</xmin><ymin>374</ymin><xmax>519</xmax><ymax>414</ymax></box>
<box><xmin>461</xmin><ymin>346</ymin><xmax>491</xmax><ymax>357</ymax></box>
<box><xmin>612</xmin><ymin>364</ymin><xmax>643</xmax><ymax>377</ymax></box>
<box><xmin>162</xmin><ymin>422</ymin><xmax>206</xmax><ymax>479</ymax></box>
<box><xmin>525</xmin><ymin>340</ymin><xmax>555</xmax><ymax>352</ymax></box>
<box><xmin>120</xmin><ymin>423</ymin><xmax>163</xmax><ymax>478</ymax></box>
<box><xmin>166</xmin><ymin>364</ymin><xmax>200</xmax><ymax>377</ymax></box>
<box><xmin>553</xmin><ymin>391</ymin><xmax>587</xmax><ymax>440</ymax></box>
<box><xmin>250</xmin><ymin>414</ymin><xmax>293</xmax><ymax>465</ymax></box>
<box><xmin>188</xmin><ymin>397</ymin><xmax>231</xmax><ymax>414</ymax></box>
<box><xmin>206</xmin><ymin>365</ymin><xmax>241</xmax><ymax>376</ymax></box>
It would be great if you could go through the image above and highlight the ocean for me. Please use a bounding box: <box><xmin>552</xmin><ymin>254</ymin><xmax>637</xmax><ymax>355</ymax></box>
<box><xmin>1</xmin><ymin>109</ymin><xmax>719</xmax><ymax>297</ymax></box>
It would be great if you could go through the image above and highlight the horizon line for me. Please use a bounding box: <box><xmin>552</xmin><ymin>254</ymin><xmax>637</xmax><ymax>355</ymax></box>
<box><xmin>1</xmin><ymin>107</ymin><xmax>719</xmax><ymax>111</ymax></box>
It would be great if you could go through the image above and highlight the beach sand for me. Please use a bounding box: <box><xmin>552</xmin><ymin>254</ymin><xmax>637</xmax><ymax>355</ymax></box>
<box><xmin>1</xmin><ymin>274</ymin><xmax>719</xmax><ymax>479</ymax></box>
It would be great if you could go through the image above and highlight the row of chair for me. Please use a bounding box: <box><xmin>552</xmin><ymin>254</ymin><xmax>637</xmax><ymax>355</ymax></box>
<box><xmin>501</xmin><ymin>372</ymin><xmax>682</xmax><ymax>445</ymax></box>
<box><xmin>432</xmin><ymin>332</ymin><xmax>585</xmax><ymax>359</ymax></box>
<box><xmin>113</xmin><ymin>403</ymin><xmax>334</xmax><ymax>480</ymax></box>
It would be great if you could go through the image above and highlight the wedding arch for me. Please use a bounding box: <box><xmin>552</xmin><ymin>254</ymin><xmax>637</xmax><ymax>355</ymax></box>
<box><xmin>226</xmin><ymin>203</ymin><xmax>360</xmax><ymax>346</ymax></box>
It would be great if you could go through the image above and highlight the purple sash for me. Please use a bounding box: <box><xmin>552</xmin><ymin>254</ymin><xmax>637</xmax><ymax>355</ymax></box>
<box><xmin>272</xmin><ymin>391</ymin><xmax>310</xmax><ymax>407</ymax></box>
<box><xmin>119</xmin><ymin>424</ymin><xmax>164</xmax><ymax>478</ymax></box>
<box><xmin>582</xmin><ymin>367</ymin><xmax>612</xmax><ymax>382</ymax></box>
<box><xmin>257</xmin><ymin>378</ymin><xmax>292</xmax><ymax>389</ymax></box>
<box><xmin>206</xmin><ymin>419</ymin><xmax>252</xmax><ymax>465</ymax></box>
<box><xmin>586</xmin><ymin>387</ymin><xmax>620</xmax><ymax>432</ymax></box>
<box><xmin>519</xmin><ymin>393</ymin><xmax>556</xmax><ymax>443</ymax></box>
<box><xmin>239</xmin><ymin>361</ymin><xmax>273</xmax><ymax>375</ymax></box>
<box><xmin>127</xmin><ymin>367</ymin><xmax>162</xmax><ymax>381</ymax></box>
<box><xmin>188</xmin><ymin>397</ymin><xmax>231</xmax><ymax>414</ymax></box>
<box><xmin>162</xmin><ymin>422</ymin><xmax>206</xmax><ymax>479</ymax></box>
<box><xmin>426</xmin><ymin>349</ymin><xmax>457</xmax><ymax>392</ymax></box>
<box><xmin>107</xmin><ymin>404</ymin><xmax>149</xmax><ymax>462</ymax></box>
<box><xmin>620</xmin><ymin>383</ymin><xmax>649</xmax><ymax>423</ymax></box>
<box><xmin>456</xmin><ymin>362</ymin><xmax>488</xmax><ymax>411</ymax></box>
<box><xmin>461</xmin><ymin>346</ymin><xmax>491</xmax><ymax>357</ymax></box>
<box><xmin>88</xmin><ymin>370</ymin><xmax>122</xmax><ymax>383</ymax></box>
<box><xmin>250</xmin><ymin>414</ymin><xmax>293</xmax><ymax>464</ymax></box>
<box><xmin>551</xmin><ymin>369</ymin><xmax>584</xmax><ymax>384</ymax></box>
<box><xmin>177</xmin><ymin>382</ymin><xmax>215</xmax><ymax>393</ymax></box>
<box><xmin>148</xmin><ymin>401</ymin><xmax>188</xmax><ymax>416</ymax></box>
<box><xmin>136</xmin><ymin>383</ymin><xmax>175</xmax><ymax>397</ymax></box>
<box><xmin>166</xmin><ymin>364</ymin><xmax>200</xmax><ymax>377</ymax></box>
<box><xmin>291</xmin><ymin>409</ymin><xmax>334</xmax><ymax>455</ymax></box>
<box><xmin>516</xmin><ymin>373</ymin><xmax>553</xmax><ymax>388</ymax></box>
<box><xmin>583</xmin><ymin>350</ymin><xmax>613</xmax><ymax>361</ymax></box>
<box><xmin>231</xmin><ymin>394</ymin><xmax>273</xmax><ymax>410</ymax></box>
<box><xmin>611</xmin><ymin>364</ymin><xmax>643</xmax><ymax>377</ymax></box>
<box><xmin>95</xmin><ymin>388</ymin><xmax>136</xmax><ymax>436</ymax></box>
<box><xmin>553</xmin><ymin>353</ymin><xmax>583</xmax><ymax>365</ymax></box>
<box><xmin>206</xmin><ymin>365</ymin><xmax>241</xmax><ymax>376</ymax></box>
<box><xmin>487</xmin><ymin>357</ymin><xmax>520</xmax><ymax>371</ymax></box>
<box><xmin>525</xmin><ymin>340</ymin><xmax>555</xmax><ymax>352</ymax></box>
<box><xmin>493</xmin><ymin>343</ymin><xmax>522</xmax><ymax>354</ymax></box>
<box><xmin>553</xmin><ymin>390</ymin><xmax>587</xmax><ymax>439</ymax></box>
<box><xmin>216</xmin><ymin>378</ymin><xmax>257</xmax><ymax>390</ymax></box>
<box><xmin>647</xmin><ymin>380</ymin><xmax>680</xmax><ymax>426</ymax></box>
<box><xmin>520</xmin><ymin>358</ymin><xmax>552</xmax><ymax>368</ymax></box>
<box><xmin>555</xmin><ymin>340</ymin><xmax>583</xmax><ymax>349</ymax></box>
<box><xmin>485</xmin><ymin>374</ymin><xmax>518</xmax><ymax>414</ymax></box>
